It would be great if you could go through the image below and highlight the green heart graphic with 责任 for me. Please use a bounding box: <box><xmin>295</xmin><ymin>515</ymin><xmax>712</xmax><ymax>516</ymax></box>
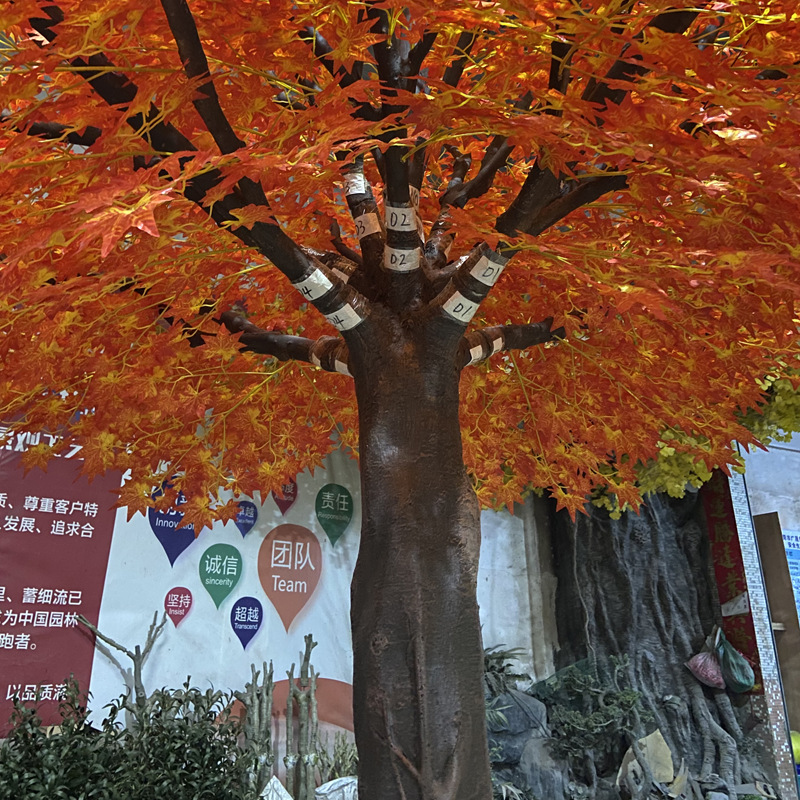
<box><xmin>315</xmin><ymin>484</ymin><xmax>353</xmax><ymax>545</ymax></box>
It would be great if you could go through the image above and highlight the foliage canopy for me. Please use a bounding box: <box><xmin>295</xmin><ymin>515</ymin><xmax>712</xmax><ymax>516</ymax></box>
<box><xmin>1</xmin><ymin>0</ymin><xmax>799</xmax><ymax>524</ymax></box>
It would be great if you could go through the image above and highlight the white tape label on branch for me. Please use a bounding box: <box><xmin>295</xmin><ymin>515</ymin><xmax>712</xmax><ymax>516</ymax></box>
<box><xmin>470</xmin><ymin>252</ymin><xmax>509</xmax><ymax>287</ymax></box>
<box><xmin>384</xmin><ymin>247</ymin><xmax>420</xmax><ymax>272</ymax></box>
<box><xmin>407</xmin><ymin>187</ymin><xmax>425</xmax><ymax>242</ymax></box>
<box><xmin>491</xmin><ymin>336</ymin><xmax>504</xmax><ymax>355</ymax></box>
<box><xmin>292</xmin><ymin>269</ymin><xmax>334</xmax><ymax>301</ymax></box>
<box><xmin>469</xmin><ymin>344</ymin><xmax>484</xmax><ymax>365</ymax></box>
<box><xmin>442</xmin><ymin>292</ymin><xmax>478</xmax><ymax>324</ymax></box>
<box><xmin>325</xmin><ymin>304</ymin><xmax>364</xmax><ymax>331</ymax></box>
<box><xmin>334</xmin><ymin>359</ymin><xmax>351</xmax><ymax>376</ymax></box>
<box><xmin>344</xmin><ymin>172</ymin><xmax>368</xmax><ymax>196</ymax></box>
<box><xmin>310</xmin><ymin>352</ymin><xmax>322</xmax><ymax>368</ymax></box>
<box><xmin>385</xmin><ymin>205</ymin><xmax>417</xmax><ymax>232</ymax></box>
<box><xmin>354</xmin><ymin>213</ymin><xmax>381</xmax><ymax>239</ymax></box>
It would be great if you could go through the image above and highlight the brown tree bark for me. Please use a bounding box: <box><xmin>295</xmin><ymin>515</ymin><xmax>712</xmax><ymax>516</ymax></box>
<box><xmin>550</xmin><ymin>493</ymin><xmax>753</xmax><ymax>793</ymax></box>
<box><xmin>347</xmin><ymin>309</ymin><xmax>493</xmax><ymax>800</ymax></box>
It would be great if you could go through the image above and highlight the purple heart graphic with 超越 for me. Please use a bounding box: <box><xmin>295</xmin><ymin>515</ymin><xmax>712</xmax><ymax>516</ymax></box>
<box><xmin>231</xmin><ymin>596</ymin><xmax>263</xmax><ymax>649</ymax></box>
<box><xmin>148</xmin><ymin>488</ymin><xmax>196</xmax><ymax>566</ymax></box>
<box><xmin>234</xmin><ymin>500</ymin><xmax>258</xmax><ymax>537</ymax></box>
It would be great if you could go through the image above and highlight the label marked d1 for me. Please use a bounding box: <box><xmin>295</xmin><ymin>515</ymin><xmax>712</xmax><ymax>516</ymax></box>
<box><xmin>442</xmin><ymin>291</ymin><xmax>478</xmax><ymax>324</ymax></box>
<box><xmin>231</xmin><ymin>597</ymin><xmax>263</xmax><ymax>649</ymax></box>
<box><xmin>164</xmin><ymin>587</ymin><xmax>192</xmax><ymax>627</ymax></box>
<box><xmin>199</xmin><ymin>544</ymin><xmax>242</xmax><ymax>608</ymax></box>
<box><xmin>258</xmin><ymin>525</ymin><xmax>321</xmax><ymax>632</ymax></box>
<box><xmin>315</xmin><ymin>484</ymin><xmax>353</xmax><ymax>545</ymax></box>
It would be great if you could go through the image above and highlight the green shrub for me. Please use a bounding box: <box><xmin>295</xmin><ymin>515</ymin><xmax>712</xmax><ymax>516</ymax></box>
<box><xmin>0</xmin><ymin>680</ymin><xmax>256</xmax><ymax>800</ymax></box>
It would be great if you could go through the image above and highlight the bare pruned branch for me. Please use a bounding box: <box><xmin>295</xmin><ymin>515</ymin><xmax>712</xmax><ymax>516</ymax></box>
<box><xmin>219</xmin><ymin>311</ymin><xmax>352</xmax><ymax>376</ymax></box>
<box><xmin>78</xmin><ymin>612</ymin><xmax>167</xmax><ymax>709</ymax></box>
<box><xmin>460</xmin><ymin>320</ymin><xmax>565</xmax><ymax>368</ymax></box>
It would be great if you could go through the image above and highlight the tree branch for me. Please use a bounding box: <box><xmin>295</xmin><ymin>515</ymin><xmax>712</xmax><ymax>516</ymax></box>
<box><xmin>159</xmin><ymin>0</ymin><xmax>244</xmax><ymax>154</ymax></box>
<box><xmin>442</xmin><ymin>31</ymin><xmax>478</xmax><ymax>88</ymax></box>
<box><xmin>22</xmin><ymin>120</ymin><xmax>102</xmax><ymax>147</ymax></box>
<box><xmin>340</xmin><ymin>158</ymin><xmax>386</xmax><ymax>289</ymax></box>
<box><xmin>421</xmin><ymin>146</ymin><xmax>473</xmax><ymax>268</ymax></box>
<box><xmin>548</xmin><ymin>39</ymin><xmax>573</xmax><ymax>95</ymax></box>
<box><xmin>407</xmin><ymin>30</ymin><xmax>478</xmax><ymax>191</ymax></box>
<box><xmin>582</xmin><ymin>8</ymin><xmax>700</xmax><ymax>110</ymax></box>
<box><xmin>30</xmin><ymin>4</ymin><xmax>374</xmax><ymax>340</ymax></box>
<box><xmin>321</xmin><ymin>227</ymin><xmax>363</xmax><ymax>270</ymax></box>
<box><xmin>218</xmin><ymin>311</ymin><xmax>352</xmax><ymax>376</ymax></box>
<box><xmin>497</xmin><ymin>167</ymin><xmax>627</xmax><ymax>238</ymax></box>
<box><xmin>407</xmin><ymin>31</ymin><xmax>438</xmax><ymax>85</ymax></box>
<box><xmin>460</xmin><ymin>320</ymin><xmax>565</xmax><ymax>368</ymax></box>
<box><xmin>431</xmin><ymin>244</ymin><xmax>511</xmax><ymax>329</ymax></box>
<box><xmin>491</xmin><ymin>5</ymin><xmax>695</xmax><ymax>240</ymax></box>
<box><xmin>30</xmin><ymin>6</ymin><xmax>196</xmax><ymax>156</ymax></box>
<box><xmin>298</xmin><ymin>27</ymin><xmax>362</xmax><ymax>89</ymax></box>
<box><xmin>495</xmin><ymin>164</ymin><xmax>565</xmax><ymax>237</ymax></box>
<box><xmin>515</xmin><ymin>173</ymin><xmax>629</xmax><ymax>237</ymax></box>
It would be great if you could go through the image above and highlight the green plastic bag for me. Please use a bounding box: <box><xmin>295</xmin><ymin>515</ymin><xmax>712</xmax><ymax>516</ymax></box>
<box><xmin>715</xmin><ymin>626</ymin><xmax>755</xmax><ymax>693</ymax></box>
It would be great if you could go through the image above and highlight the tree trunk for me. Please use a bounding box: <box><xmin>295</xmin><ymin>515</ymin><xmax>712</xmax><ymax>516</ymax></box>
<box><xmin>348</xmin><ymin>314</ymin><xmax>492</xmax><ymax>800</ymax></box>
<box><xmin>550</xmin><ymin>492</ymin><xmax>747</xmax><ymax>791</ymax></box>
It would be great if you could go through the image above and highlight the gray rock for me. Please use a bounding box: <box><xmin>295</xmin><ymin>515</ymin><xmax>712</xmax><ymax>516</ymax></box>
<box><xmin>595</xmin><ymin>777</ymin><xmax>622</xmax><ymax>800</ymax></box>
<box><xmin>699</xmin><ymin>775</ymin><xmax>727</xmax><ymax>792</ymax></box>
<box><xmin>517</xmin><ymin>736</ymin><xmax>569</xmax><ymax>800</ymax></box>
<box><xmin>705</xmin><ymin>793</ymin><xmax>729</xmax><ymax>800</ymax></box>
<box><xmin>490</xmin><ymin>729</ymin><xmax>533</xmax><ymax>765</ymax></box>
<box><xmin>488</xmin><ymin>689</ymin><xmax>548</xmax><ymax>736</ymax></box>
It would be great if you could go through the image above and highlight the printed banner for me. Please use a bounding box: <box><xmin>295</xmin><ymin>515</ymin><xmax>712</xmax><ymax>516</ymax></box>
<box><xmin>0</xmin><ymin>446</ymin><xmax>531</xmax><ymax>742</ymax></box>
<box><xmin>0</xmin><ymin>451</ymin><xmax>119</xmax><ymax>735</ymax></box>
<box><xmin>701</xmin><ymin>471</ymin><xmax>762</xmax><ymax>691</ymax></box>
<box><xmin>781</xmin><ymin>530</ymin><xmax>800</xmax><ymax>614</ymax></box>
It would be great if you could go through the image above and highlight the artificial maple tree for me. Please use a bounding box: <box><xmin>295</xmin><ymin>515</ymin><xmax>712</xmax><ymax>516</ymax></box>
<box><xmin>1</xmin><ymin>1</ymin><xmax>799</xmax><ymax>797</ymax></box>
